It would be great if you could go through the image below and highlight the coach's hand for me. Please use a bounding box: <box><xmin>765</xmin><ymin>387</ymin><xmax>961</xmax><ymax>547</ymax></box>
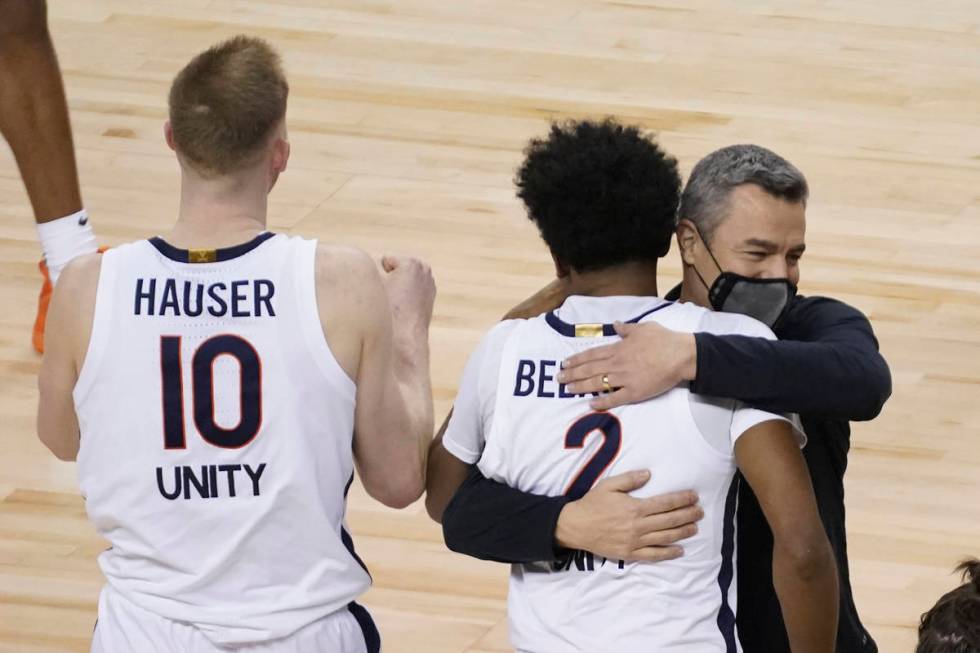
<box><xmin>381</xmin><ymin>255</ymin><xmax>436</xmax><ymax>334</ymax></box>
<box><xmin>554</xmin><ymin>470</ymin><xmax>703</xmax><ymax>562</ymax></box>
<box><xmin>558</xmin><ymin>321</ymin><xmax>697</xmax><ymax>411</ymax></box>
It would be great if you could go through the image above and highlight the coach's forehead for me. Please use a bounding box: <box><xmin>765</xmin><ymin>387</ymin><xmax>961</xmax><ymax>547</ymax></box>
<box><xmin>714</xmin><ymin>184</ymin><xmax>806</xmax><ymax>248</ymax></box>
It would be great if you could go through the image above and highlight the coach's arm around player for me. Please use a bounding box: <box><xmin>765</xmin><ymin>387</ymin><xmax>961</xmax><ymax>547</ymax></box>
<box><xmin>423</xmin><ymin>281</ymin><xmax>702</xmax><ymax>562</ymax></box>
<box><xmin>558</xmin><ymin>295</ymin><xmax>890</xmax><ymax>420</ymax></box>
<box><xmin>427</xmin><ymin>410</ymin><xmax>701</xmax><ymax>565</ymax></box>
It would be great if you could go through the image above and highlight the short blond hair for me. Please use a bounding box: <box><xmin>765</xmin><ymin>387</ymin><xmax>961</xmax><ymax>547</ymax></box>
<box><xmin>168</xmin><ymin>35</ymin><xmax>288</xmax><ymax>175</ymax></box>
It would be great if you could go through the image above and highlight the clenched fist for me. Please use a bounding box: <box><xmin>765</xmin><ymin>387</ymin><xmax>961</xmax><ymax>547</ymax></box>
<box><xmin>381</xmin><ymin>255</ymin><xmax>436</xmax><ymax>334</ymax></box>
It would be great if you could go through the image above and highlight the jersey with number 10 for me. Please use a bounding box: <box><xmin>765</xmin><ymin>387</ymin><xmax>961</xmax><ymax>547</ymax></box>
<box><xmin>442</xmin><ymin>295</ymin><xmax>799</xmax><ymax>653</ymax></box>
<box><xmin>73</xmin><ymin>233</ymin><xmax>370</xmax><ymax>646</ymax></box>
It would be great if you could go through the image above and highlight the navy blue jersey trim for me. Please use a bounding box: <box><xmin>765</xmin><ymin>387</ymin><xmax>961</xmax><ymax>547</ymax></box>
<box><xmin>348</xmin><ymin>601</ymin><xmax>381</xmax><ymax>653</ymax></box>
<box><xmin>545</xmin><ymin>300</ymin><xmax>673</xmax><ymax>337</ymax></box>
<box><xmin>149</xmin><ymin>232</ymin><xmax>275</xmax><ymax>263</ymax></box>
<box><xmin>342</xmin><ymin>473</ymin><xmax>372</xmax><ymax>579</ymax></box>
<box><xmin>716</xmin><ymin>473</ymin><xmax>740</xmax><ymax>652</ymax></box>
<box><xmin>341</xmin><ymin>527</ymin><xmax>370</xmax><ymax>577</ymax></box>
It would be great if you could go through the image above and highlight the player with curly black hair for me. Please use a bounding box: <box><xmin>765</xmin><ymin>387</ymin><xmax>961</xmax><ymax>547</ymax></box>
<box><xmin>918</xmin><ymin>558</ymin><xmax>980</xmax><ymax>653</ymax></box>
<box><xmin>515</xmin><ymin>119</ymin><xmax>680</xmax><ymax>273</ymax></box>
<box><xmin>426</xmin><ymin>119</ymin><xmax>836</xmax><ymax>652</ymax></box>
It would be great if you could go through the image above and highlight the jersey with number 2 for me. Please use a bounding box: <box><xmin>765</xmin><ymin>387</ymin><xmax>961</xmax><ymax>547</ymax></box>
<box><xmin>441</xmin><ymin>295</ymin><xmax>801</xmax><ymax>653</ymax></box>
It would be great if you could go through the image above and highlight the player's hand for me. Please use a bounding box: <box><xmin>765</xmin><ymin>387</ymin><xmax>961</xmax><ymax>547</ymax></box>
<box><xmin>554</xmin><ymin>470</ymin><xmax>702</xmax><ymax>562</ymax></box>
<box><xmin>557</xmin><ymin>321</ymin><xmax>697</xmax><ymax>411</ymax></box>
<box><xmin>502</xmin><ymin>278</ymin><xmax>570</xmax><ymax>321</ymax></box>
<box><xmin>381</xmin><ymin>255</ymin><xmax>436</xmax><ymax>333</ymax></box>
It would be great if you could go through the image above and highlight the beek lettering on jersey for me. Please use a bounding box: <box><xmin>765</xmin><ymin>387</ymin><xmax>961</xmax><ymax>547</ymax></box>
<box><xmin>156</xmin><ymin>463</ymin><xmax>266</xmax><ymax>500</ymax></box>
<box><xmin>513</xmin><ymin>359</ymin><xmax>599</xmax><ymax>399</ymax></box>
<box><xmin>134</xmin><ymin>278</ymin><xmax>276</xmax><ymax>318</ymax></box>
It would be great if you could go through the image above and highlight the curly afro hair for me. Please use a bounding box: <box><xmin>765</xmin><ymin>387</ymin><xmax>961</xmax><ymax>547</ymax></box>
<box><xmin>515</xmin><ymin>119</ymin><xmax>681</xmax><ymax>273</ymax></box>
<box><xmin>917</xmin><ymin>558</ymin><xmax>980</xmax><ymax>652</ymax></box>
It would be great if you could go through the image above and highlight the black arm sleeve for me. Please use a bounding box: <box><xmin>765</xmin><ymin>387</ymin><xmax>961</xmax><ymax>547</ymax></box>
<box><xmin>442</xmin><ymin>466</ymin><xmax>570</xmax><ymax>564</ymax></box>
<box><xmin>690</xmin><ymin>296</ymin><xmax>892</xmax><ymax>421</ymax></box>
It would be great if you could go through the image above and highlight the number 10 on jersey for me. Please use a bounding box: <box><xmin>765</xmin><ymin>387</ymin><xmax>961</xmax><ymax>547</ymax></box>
<box><xmin>160</xmin><ymin>334</ymin><xmax>263</xmax><ymax>450</ymax></box>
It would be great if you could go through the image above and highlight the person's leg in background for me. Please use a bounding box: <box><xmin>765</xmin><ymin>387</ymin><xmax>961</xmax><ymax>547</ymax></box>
<box><xmin>0</xmin><ymin>0</ymin><xmax>97</xmax><ymax>352</ymax></box>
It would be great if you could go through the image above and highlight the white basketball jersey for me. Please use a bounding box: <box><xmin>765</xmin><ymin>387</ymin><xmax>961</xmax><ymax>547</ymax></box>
<box><xmin>442</xmin><ymin>295</ymin><xmax>801</xmax><ymax>653</ymax></box>
<box><xmin>74</xmin><ymin>233</ymin><xmax>372</xmax><ymax>646</ymax></box>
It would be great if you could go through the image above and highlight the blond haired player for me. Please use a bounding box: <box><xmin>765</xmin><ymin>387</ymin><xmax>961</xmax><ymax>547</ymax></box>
<box><xmin>37</xmin><ymin>36</ymin><xmax>434</xmax><ymax>652</ymax></box>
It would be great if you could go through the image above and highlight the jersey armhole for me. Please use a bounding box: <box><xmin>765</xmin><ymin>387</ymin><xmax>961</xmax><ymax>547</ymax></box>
<box><xmin>678</xmin><ymin>392</ymin><xmax>740</xmax><ymax>463</ymax></box>
<box><xmin>477</xmin><ymin>320</ymin><xmax>529</xmax><ymax>477</ymax></box>
<box><xmin>478</xmin><ymin>320</ymin><xmax>524</xmax><ymax>436</ymax></box>
<box><xmin>295</xmin><ymin>239</ymin><xmax>357</xmax><ymax>398</ymax></box>
<box><xmin>73</xmin><ymin>251</ymin><xmax>117</xmax><ymax>405</ymax></box>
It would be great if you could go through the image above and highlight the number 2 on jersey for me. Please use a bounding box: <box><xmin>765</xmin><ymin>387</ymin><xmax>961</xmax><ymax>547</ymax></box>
<box><xmin>564</xmin><ymin>412</ymin><xmax>622</xmax><ymax>500</ymax></box>
<box><xmin>160</xmin><ymin>335</ymin><xmax>263</xmax><ymax>450</ymax></box>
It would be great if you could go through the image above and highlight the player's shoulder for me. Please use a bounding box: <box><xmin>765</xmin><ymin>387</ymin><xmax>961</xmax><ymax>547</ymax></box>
<box><xmin>314</xmin><ymin>243</ymin><xmax>378</xmax><ymax>278</ymax></box>
<box><xmin>50</xmin><ymin>253</ymin><xmax>105</xmax><ymax>333</ymax></box>
<box><xmin>58</xmin><ymin>251</ymin><xmax>104</xmax><ymax>292</ymax></box>
<box><xmin>483</xmin><ymin>318</ymin><xmax>524</xmax><ymax>345</ymax></box>
<box><xmin>314</xmin><ymin>244</ymin><xmax>387</xmax><ymax>309</ymax></box>
<box><xmin>464</xmin><ymin>319</ymin><xmax>523</xmax><ymax>364</ymax></box>
<box><xmin>462</xmin><ymin>320</ymin><xmax>525</xmax><ymax>388</ymax></box>
<box><xmin>691</xmin><ymin>304</ymin><xmax>776</xmax><ymax>340</ymax></box>
<box><xmin>312</xmin><ymin>245</ymin><xmax>385</xmax><ymax>331</ymax></box>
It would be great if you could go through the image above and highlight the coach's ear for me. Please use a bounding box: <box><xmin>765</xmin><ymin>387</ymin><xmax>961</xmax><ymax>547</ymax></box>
<box><xmin>675</xmin><ymin>219</ymin><xmax>700</xmax><ymax>266</ymax></box>
<box><xmin>164</xmin><ymin>121</ymin><xmax>177</xmax><ymax>152</ymax></box>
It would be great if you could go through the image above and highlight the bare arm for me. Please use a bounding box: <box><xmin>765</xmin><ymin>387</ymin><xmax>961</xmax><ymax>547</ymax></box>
<box><xmin>37</xmin><ymin>254</ymin><xmax>100</xmax><ymax>460</ymax></box>
<box><xmin>381</xmin><ymin>256</ymin><xmax>436</xmax><ymax>480</ymax></box>
<box><xmin>735</xmin><ymin>420</ymin><xmax>839</xmax><ymax>653</ymax></box>
<box><xmin>424</xmin><ymin>411</ymin><xmax>470</xmax><ymax>522</ymax></box>
<box><xmin>325</xmin><ymin>250</ymin><xmax>435</xmax><ymax>509</ymax></box>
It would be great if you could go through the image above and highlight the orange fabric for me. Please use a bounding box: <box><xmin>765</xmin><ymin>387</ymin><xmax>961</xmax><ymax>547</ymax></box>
<box><xmin>33</xmin><ymin>246</ymin><xmax>108</xmax><ymax>354</ymax></box>
<box><xmin>32</xmin><ymin>259</ymin><xmax>53</xmax><ymax>354</ymax></box>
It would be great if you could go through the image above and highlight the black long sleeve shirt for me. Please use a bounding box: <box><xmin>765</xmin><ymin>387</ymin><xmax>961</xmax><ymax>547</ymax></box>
<box><xmin>441</xmin><ymin>293</ymin><xmax>891</xmax><ymax>653</ymax></box>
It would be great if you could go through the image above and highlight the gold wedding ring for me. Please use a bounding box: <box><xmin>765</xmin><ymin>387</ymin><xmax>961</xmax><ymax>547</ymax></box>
<box><xmin>601</xmin><ymin>374</ymin><xmax>612</xmax><ymax>393</ymax></box>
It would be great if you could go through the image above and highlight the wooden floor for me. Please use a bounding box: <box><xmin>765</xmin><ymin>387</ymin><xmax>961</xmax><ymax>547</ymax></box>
<box><xmin>2</xmin><ymin>1</ymin><xmax>979</xmax><ymax>651</ymax></box>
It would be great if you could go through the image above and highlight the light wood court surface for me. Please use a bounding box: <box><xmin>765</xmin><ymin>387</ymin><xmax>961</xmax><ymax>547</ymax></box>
<box><xmin>2</xmin><ymin>1</ymin><xmax>979</xmax><ymax>651</ymax></box>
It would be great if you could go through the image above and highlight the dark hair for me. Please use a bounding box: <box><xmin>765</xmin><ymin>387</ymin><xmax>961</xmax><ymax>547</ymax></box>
<box><xmin>918</xmin><ymin>558</ymin><xmax>980</xmax><ymax>653</ymax></box>
<box><xmin>515</xmin><ymin>118</ymin><xmax>681</xmax><ymax>273</ymax></box>
<box><xmin>678</xmin><ymin>144</ymin><xmax>808</xmax><ymax>243</ymax></box>
<box><xmin>169</xmin><ymin>35</ymin><xmax>289</xmax><ymax>176</ymax></box>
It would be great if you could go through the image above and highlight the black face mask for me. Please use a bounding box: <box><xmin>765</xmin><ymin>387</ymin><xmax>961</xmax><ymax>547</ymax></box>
<box><xmin>691</xmin><ymin>230</ymin><xmax>797</xmax><ymax>328</ymax></box>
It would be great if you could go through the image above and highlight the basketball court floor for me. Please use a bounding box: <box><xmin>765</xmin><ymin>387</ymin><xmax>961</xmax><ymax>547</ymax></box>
<box><xmin>1</xmin><ymin>1</ymin><xmax>978</xmax><ymax>651</ymax></box>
